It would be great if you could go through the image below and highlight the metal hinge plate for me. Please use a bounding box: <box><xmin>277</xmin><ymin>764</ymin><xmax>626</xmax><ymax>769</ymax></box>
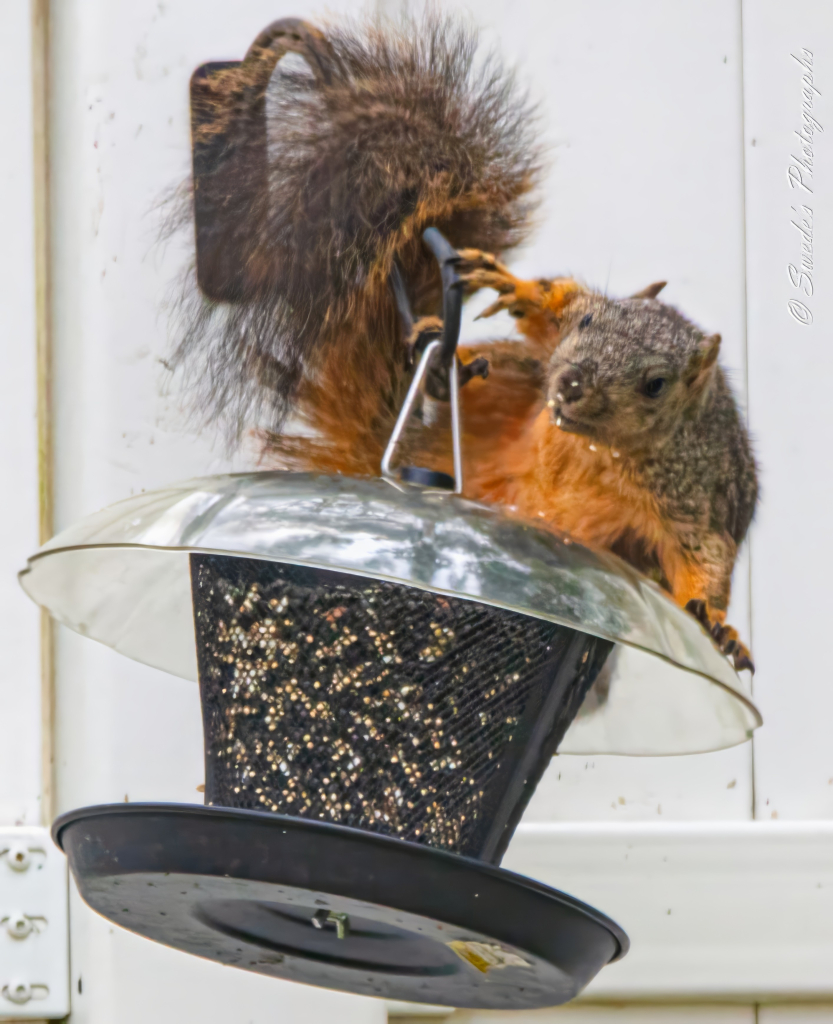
<box><xmin>0</xmin><ymin>828</ymin><xmax>69</xmax><ymax>1020</ymax></box>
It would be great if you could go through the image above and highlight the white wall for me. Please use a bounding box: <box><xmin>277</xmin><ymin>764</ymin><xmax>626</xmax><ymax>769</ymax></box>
<box><xmin>452</xmin><ymin>0</ymin><xmax>754</xmax><ymax>826</ymax></box>
<box><xmin>742</xmin><ymin>1</ymin><xmax>833</xmax><ymax>823</ymax></box>
<box><xmin>0</xmin><ymin>0</ymin><xmax>43</xmax><ymax>829</ymax></box>
<box><xmin>2</xmin><ymin>0</ymin><xmax>833</xmax><ymax>1021</ymax></box>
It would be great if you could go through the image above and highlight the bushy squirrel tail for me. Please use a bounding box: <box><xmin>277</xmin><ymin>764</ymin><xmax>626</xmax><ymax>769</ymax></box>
<box><xmin>172</xmin><ymin>13</ymin><xmax>542</xmax><ymax>466</ymax></box>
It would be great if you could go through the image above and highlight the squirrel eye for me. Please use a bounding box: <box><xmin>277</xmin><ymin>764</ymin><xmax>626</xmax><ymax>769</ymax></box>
<box><xmin>579</xmin><ymin>313</ymin><xmax>593</xmax><ymax>329</ymax></box>
<box><xmin>644</xmin><ymin>377</ymin><xmax>666</xmax><ymax>398</ymax></box>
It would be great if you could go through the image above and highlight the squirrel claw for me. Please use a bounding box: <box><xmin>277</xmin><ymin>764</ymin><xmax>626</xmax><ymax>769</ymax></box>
<box><xmin>456</xmin><ymin>248</ymin><xmax>575</xmax><ymax>322</ymax></box>
<box><xmin>474</xmin><ymin>293</ymin><xmax>531</xmax><ymax>321</ymax></box>
<box><xmin>458</xmin><ymin>356</ymin><xmax>490</xmax><ymax>386</ymax></box>
<box><xmin>407</xmin><ymin>316</ymin><xmax>489</xmax><ymax>399</ymax></box>
<box><xmin>456</xmin><ymin>248</ymin><xmax>521</xmax><ymax>297</ymax></box>
<box><xmin>734</xmin><ymin>652</ymin><xmax>755</xmax><ymax>674</ymax></box>
<box><xmin>685</xmin><ymin>598</ymin><xmax>708</xmax><ymax>623</ymax></box>
<box><xmin>685</xmin><ymin>599</ymin><xmax>754</xmax><ymax>674</ymax></box>
<box><xmin>423</xmin><ymin>352</ymin><xmax>489</xmax><ymax>401</ymax></box>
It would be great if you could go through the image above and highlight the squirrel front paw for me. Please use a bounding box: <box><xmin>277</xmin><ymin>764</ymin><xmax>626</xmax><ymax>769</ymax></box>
<box><xmin>685</xmin><ymin>599</ymin><xmax>755</xmax><ymax>674</ymax></box>
<box><xmin>456</xmin><ymin>249</ymin><xmax>587</xmax><ymax>329</ymax></box>
<box><xmin>456</xmin><ymin>248</ymin><xmax>543</xmax><ymax>320</ymax></box>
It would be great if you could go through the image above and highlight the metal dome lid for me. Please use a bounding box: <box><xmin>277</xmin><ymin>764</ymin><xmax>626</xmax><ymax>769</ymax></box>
<box><xmin>19</xmin><ymin>471</ymin><xmax>760</xmax><ymax>756</ymax></box>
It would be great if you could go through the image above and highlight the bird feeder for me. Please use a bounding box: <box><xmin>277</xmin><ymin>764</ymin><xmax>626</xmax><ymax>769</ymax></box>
<box><xmin>19</xmin><ymin>18</ymin><xmax>761</xmax><ymax>1012</ymax></box>
<box><xmin>21</xmin><ymin>469</ymin><xmax>759</xmax><ymax>1009</ymax></box>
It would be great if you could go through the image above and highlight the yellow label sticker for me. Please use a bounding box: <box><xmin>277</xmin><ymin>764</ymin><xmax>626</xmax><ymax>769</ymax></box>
<box><xmin>447</xmin><ymin>940</ymin><xmax>532</xmax><ymax>974</ymax></box>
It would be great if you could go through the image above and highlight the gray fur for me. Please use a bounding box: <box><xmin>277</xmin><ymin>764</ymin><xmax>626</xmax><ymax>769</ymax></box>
<box><xmin>548</xmin><ymin>295</ymin><xmax>758</xmax><ymax>550</ymax></box>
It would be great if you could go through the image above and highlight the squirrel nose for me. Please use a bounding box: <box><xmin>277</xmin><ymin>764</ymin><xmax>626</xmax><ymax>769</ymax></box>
<box><xmin>557</xmin><ymin>367</ymin><xmax>585</xmax><ymax>403</ymax></box>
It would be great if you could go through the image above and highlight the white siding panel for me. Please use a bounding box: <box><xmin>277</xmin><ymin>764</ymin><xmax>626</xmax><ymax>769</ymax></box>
<box><xmin>760</xmin><ymin>1010</ymin><xmax>833</xmax><ymax>1024</ymax></box>
<box><xmin>742</xmin><ymin>0</ymin><xmax>833</xmax><ymax>819</ymax></box>
<box><xmin>0</xmin><ymin>0</ymin><xmax>43</xmax><ymax>826</ymax></box>
<box><xmin>398</xmin><ymin>1007</ymin><xmax>756</xmax><ymax>1024</ymax></box>
<box><xmin>434</xmin><ymin>0</ymin><xmax>754</xmax><ymax>822</ymax></box>
<box><xmin>503</xmin><ymin>823</ymin><xmax>833</xmax><ymax>999</ymax></box>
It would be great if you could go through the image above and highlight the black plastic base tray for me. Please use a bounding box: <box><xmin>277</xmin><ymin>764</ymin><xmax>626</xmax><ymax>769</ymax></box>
<box><xmin>53</xmin><ymin>804</ymin><xmax>627</xmax><ymax>1009</ymax></box>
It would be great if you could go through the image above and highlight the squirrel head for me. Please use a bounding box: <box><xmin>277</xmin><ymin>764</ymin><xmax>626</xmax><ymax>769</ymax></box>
<box><xmin>545</xmin><ymin>286</ymin><xmax>721</xmax><ymax>452</ymax></box>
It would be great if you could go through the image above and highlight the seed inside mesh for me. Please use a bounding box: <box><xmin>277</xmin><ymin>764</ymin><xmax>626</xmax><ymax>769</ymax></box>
<box><xmin>191</xmin><ymin>554</ymin><xmax>608</xmax><ymax>859</ymax></box>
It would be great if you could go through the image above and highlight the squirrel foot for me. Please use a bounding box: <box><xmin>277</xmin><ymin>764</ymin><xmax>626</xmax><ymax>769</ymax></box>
<box><xmin>685</xmin><ymin>599</ymin><xmax>755</xmax><ymax>674</ymax></box>
<box><xmin>407</xmin><ymin>315</ymin><xmax>489</xmax><ymax>400</ymax></box>
<box><xmin>407</xmin><ymin>316</ymin><xmax>444</xmax><ymax>361</ymax></box>
<box><xmin>456</xmin><ymin>248</ymin><xmax>545</xmax><ymax>320</ymax></box>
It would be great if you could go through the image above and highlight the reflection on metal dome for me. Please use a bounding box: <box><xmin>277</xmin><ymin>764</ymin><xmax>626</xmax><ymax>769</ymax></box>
<box><xmin>21</xmin><ymin>471</ymin><xmax>760</xmax><ymax>756</ymax></box>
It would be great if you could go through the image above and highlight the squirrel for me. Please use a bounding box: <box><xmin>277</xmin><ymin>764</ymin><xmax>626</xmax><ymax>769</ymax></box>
<box><xmin>173</xmin><ymin>13</ymin><xmax>758</xmax><ymax>672</ymax></box>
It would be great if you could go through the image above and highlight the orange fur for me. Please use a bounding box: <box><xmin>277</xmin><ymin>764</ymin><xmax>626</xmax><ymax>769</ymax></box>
<box><xmin>264</xmin><ymin>262</ymin><xmax>750</xmax><ymax>668</ymax></box>
<box><xmin>453</xmin><ymin>256</ymin><xmax>744</xmax><ymax>641</ymax></box>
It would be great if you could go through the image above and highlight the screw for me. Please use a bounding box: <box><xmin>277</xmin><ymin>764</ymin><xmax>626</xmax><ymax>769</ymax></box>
<box><xmin>6</xmin><ymin>913</ymin><xmax>33</xmax><ymax>940</ymax></box>
<box><xmin>6</xmin><ymin>844</ymin><xmax>30</xmax><ymax>873</ymax></box>
<box><xmin>3</xmin><ymin>980</ymin><xmax>32</xmax><ymax>1005</ymax></box>
<box><xmin>311</xmin><ymin>909</ymin><xmax>350</xmax><ymax>940</ymax></box>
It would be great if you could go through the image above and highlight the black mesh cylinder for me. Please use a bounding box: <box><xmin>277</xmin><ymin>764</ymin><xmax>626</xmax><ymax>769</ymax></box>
<box><xmin>191</xmin><ymin>554</ymin><xmax>612</xmax><ymax>864</ymax></box>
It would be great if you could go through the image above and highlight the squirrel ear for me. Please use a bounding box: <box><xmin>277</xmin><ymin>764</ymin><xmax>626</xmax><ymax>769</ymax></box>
<box><xmin>684</xmin><ymin>333</ymin><xmax>721</xmax><ymax>388</ymax></box>
<box><xmin>630</xmin><ymin>281</ymin><xmax>667</xmax><ymax>299</ymax></box>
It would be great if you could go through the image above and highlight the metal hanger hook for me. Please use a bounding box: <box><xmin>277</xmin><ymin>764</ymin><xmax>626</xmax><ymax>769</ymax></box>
<box><xmin>381</xmin><ymin>229</ymin><xmax>465</xmax><ymax>493</ymax></box>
